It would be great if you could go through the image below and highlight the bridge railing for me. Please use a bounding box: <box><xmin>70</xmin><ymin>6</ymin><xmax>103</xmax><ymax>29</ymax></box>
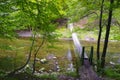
<box><xmin>81</xmin><ymin>46</ymin><xmax>94</xmax><ymax>65</ymax></box>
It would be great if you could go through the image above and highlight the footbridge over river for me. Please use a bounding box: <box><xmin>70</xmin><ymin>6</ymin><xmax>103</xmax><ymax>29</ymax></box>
<box><xmin>68</xmin><ymin>23</ymin><xmax>101</xmax><ymax>80</ymax></box>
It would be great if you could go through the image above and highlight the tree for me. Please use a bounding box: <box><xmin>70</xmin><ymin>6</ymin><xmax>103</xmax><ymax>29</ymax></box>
<box><xmin>96</xmin><ymin>0</ymin><xmax>104</xmax><ymax>72</ymax></box>
<box><xmin>101</xmin><ymin>0</ymin><xmax>114</xmax><ymax>69</ymax></box>
<box><xmin>4</xmin><ymin>0</ymin><xmax>65</xmax><ymax>76</ymax></box>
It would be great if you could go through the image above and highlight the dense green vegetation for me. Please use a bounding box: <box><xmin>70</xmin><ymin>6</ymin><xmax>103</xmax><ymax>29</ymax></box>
<box><xmin>0</xmin><ymin>0</ymin><xmax>120</xmax><ymax>80</ymax></box>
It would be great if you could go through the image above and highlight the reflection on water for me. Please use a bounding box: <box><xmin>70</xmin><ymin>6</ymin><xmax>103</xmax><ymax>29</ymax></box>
<box><xmin>67</xmin><ymin>49</ymin><xmax>74</xmax><ymax>72</ymax></box>
<box><xmin>67</xmin><ymin>49</ymin><xmax>72</xmax><ymax>61</ymax></box>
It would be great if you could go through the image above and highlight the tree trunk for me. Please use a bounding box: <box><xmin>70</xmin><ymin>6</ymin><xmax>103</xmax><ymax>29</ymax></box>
<box><xmin>97</xmin><ymin>0</ymin><xmax>104</xmax><ymax>61</ymax></box>
<box><xmin>32</xmin><ymin>38</ymin><xmax>45</xmax><ymax>74</ymax></box>
<box><xmin>101</xmin><ymin>0</ymin><xmax>114</xmax><ymax>69</ymax></box>
<box><xmin>96</xmin><ymin>0</ymin><xmax>104</xmax><ymax>72</ymax></box>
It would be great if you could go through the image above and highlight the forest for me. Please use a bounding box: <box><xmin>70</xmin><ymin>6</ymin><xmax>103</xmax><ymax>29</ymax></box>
<box><xmin>0</xmin><ymin>0</ymin><xmax>120</xmax><ymax>80</ymax></box>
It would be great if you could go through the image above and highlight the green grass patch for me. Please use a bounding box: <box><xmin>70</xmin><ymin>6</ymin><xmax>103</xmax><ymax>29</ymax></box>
<box><xmin>104</xmin><ymin>65</ymin><xmax>120</xmax><ymax>80</ymax></box>
<box><xmin>0</xmin><ymin>32</ymin><xmax>120</xmax><ymax>79</ymax></box>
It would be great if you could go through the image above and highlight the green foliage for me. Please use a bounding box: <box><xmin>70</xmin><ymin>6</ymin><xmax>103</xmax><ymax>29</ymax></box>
<box><xmin>0</xmin><ymin>0</ymin><xmax>67</xmax><ymax>39</ymax></box>
<box><xmin>3</xmin><ymin>77</ymin><xmax>18</xmax><ymax>80</ymax></box>
<box><xmin>109</xmin><ymin>26</ymin><xmax>120</xmax><ymax>40</ymax></box>
<box><xmin>64</xmin><ymin>71</ymin><xmax>78</xmax><ymax>77</ymax></box>
<box><xmin>0</xmin><ymin>56</ymin><xmax>14</xmax><ymax>71</ymax></box>
<box><xmin>0</xmin><ymin>70</ymin><xmax>6</xmax><ymax>79</ymax></box>
<box><xmin>0</xmin><ymin>0</ymin><xmax>120</xmax><ymax>79</ymax></box>
<box><xmin>0</xmin><ymin>0</ymin><xmax>19</xmax><ymax>38</ymax></box>
<box><xmin>0</xmin><ymin>44</ymin><xmax>13</xmax><ymax>50</ymax></box>
<box><xmin>105</xmin><ymin>65</ymin><xmax>120</xmax><ymax>80</ymax></box>
<box><xmin>38</xmin><ymin>73</ymin><xmax>58</xmax><ymax>80</ymax></box>
<box><xmin>0</xmin><ymin>0</ymin><xmax>120</xmax><ymax>39</ymax></box>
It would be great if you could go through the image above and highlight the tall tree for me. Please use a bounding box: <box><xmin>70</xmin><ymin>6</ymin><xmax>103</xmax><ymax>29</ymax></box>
<box><xmin>101</xmin><ymin>0</ymin><xmax>114</xmax><ymax>69</ymax></box>
<box><xmin>5</xmin><ymin>0</ymin><xmax>64</xmax><ymax>76</ymax></box>
<box><xmin>97</xmin><ymin>0</ymin><xmax>104</xmax><ymax>61</ymax></box>
<box><xmin>96</xmin><ymin>0</ymin><xmax>104</xmax><ymax>72</ymax></box>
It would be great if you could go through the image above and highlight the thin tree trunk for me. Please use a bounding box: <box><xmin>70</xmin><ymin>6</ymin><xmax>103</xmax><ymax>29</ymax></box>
<box><xmin>101</xmin><ymin>0</ymin><xmax>114</xmax><ymax>69</ymax></box>
<box><xmin>32</xmin><ymin>37</ymin><xmax>45</xmax><ymax>74</ymax></box>
<box><xmin>97</xmin><ymin>0</ymin><xmax>104</xmax><ymax>61</ymax></box>
<box><xmin>7</xmin><ymin>34</ymin><xmax>36</xmax><ymax>76</ymax></box>
<box><xmin>96</xmin><ymin>0</ymin><xmax>104</xmax><ymax>72</ymax></box>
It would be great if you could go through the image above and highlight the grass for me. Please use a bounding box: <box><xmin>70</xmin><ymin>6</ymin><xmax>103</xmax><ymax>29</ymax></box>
<box><xmin>0</xmin><ymin>38</ymin><xmax>30</xmax><ymax>71</ymax></box>
<box><xmin>63</xmin><ymin>71</ymin><xmax>78</xmax><ymax>77</ymax></box>
<box><xmin>104</xmin><ymin>65</ymin><xmax>120</xmax><ymax>80</ymax></box>
<box><xmin>0</xmin><ymin>27</ymin><xmax>120</xmax><ymax>79</ymax></box>
<box><xmin>0</xmin><ymin>38</ymin><xmax>75</xmax><ymax>72</ymax></box>
<box><xmin>0</xmin><ymin>37</ymin><xmax>120</xmax><ymax>72</ymax></box>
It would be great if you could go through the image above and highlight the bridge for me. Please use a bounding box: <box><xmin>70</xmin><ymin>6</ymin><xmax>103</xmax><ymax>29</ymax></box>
<box><xmin>68</xmin><ymin>23</ymin><xmax>101</xmax><ymax>80</ymax></box>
